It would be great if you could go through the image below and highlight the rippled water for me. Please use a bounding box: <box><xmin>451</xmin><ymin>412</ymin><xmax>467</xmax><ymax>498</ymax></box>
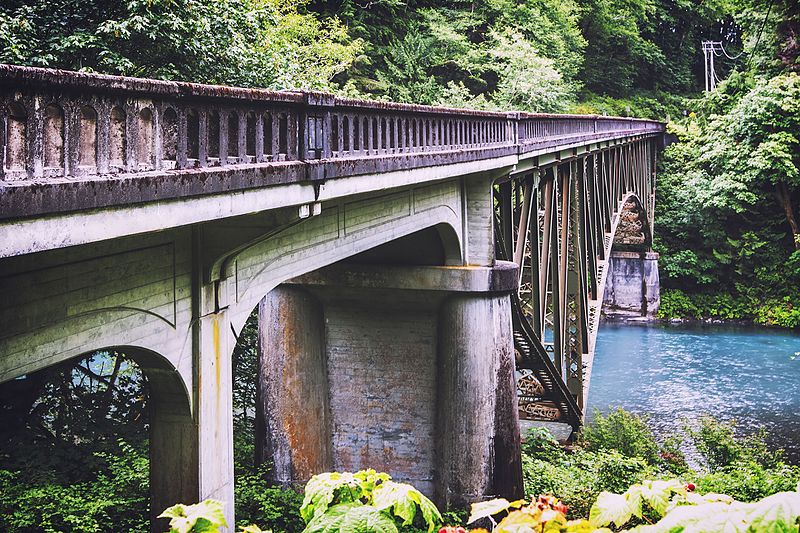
<box><xmin>586</xmin><ymin>321</ymin><xmax>800</xmax><ymax>464</ymax></box>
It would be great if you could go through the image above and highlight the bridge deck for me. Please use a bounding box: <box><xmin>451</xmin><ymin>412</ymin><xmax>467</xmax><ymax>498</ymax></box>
<box><xmin>0</xmin><ymin>64</ymin><xmax>662</xmax><ymax>225</ymax></box>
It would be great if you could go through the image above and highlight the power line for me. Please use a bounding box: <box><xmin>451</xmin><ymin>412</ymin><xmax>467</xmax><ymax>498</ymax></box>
<box><xmin>702</xmin><ymin>41</ymin><xmax>723</xmax><ymax>91</ymax></box>
<box><xmin>702</xmin><ymin>39</ymin><xmax>746</xmax><ymax>91</ymax></box>
<box><xmin>720</xmin><ymin>44</ymin><xmax>744</xmax><ymax>60</ymax></box>
<box><xmin>702</xmin><ymin>0</ymin><xmax>775</xmax><ymax>92</ymax></box>
<box><xmin>747</xmin><ymin>0</ymin><xmax>776</xmax><ymax>70</ymax></box>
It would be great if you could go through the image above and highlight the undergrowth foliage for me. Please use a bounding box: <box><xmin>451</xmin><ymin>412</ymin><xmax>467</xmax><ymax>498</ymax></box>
<box><xmin>300</xmin><ymin>469</ymin><xmax>442</xmax><ymax>533</ymax></box>
<box><xmin>158</xmin><ymin>412</ymin><xmax>800</xmax><ymax>532</ymax></box>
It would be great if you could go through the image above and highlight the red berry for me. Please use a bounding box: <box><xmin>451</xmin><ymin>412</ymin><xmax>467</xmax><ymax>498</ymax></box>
<box><xmin>686</xmin><ymin>483</ymin><xmax>696</xmax><ymax>492</ymax></box>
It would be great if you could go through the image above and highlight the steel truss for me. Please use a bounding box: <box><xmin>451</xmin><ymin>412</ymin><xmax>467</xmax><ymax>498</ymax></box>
<box><xmin>494</xmin><ymin>137</ymin><xmax>658</xmax><ymax>430</ymax></box>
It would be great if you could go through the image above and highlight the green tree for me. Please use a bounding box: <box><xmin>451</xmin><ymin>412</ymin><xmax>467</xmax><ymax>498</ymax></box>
<box><xmin>0</xmin><ymin>0</ymin><xmax>361</xmax><ymax>90</ymax></box>
<box><xmin>702</xmin><ymin>73</ymin><xmax>800</xmax><ymax>248</ymax></box>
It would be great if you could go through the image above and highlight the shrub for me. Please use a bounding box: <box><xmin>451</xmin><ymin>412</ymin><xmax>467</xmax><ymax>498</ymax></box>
<box><xmin>755</xmin><ymin>296</ymin><xmax>800</xmax><ymax>328</ymax></box>
<box><xmin>520</xmin><ymin>427</ymin><xmax>656</xmax><ymax>520</ymax></box>
<box><xmin>582</xmin><ymin>408</ymin><xmax>660</xmax><ymax>465</ymax></box>
<box><xmin>594</xmin><ymin>451</ymin><xmax>651</xmax><ymax>494</ymax></box>
<box><xmin>521</xmin><ymin>453</ymin><xmax>599</xmax><ymax>519</ymax></box>
<box><xmin>300</xmin><ymin>469</ymin><xmax>442</xmax><ymax>533</ymax></box>
<box><xmin>689</xmin><ymin>416</ymin><xmax>782</xmax><ymax>470</ymax></box>
<box><xmin>0</xmin><ymin>440</ymin><xmax>149</xmax><ymax>532</ymax></box>
<box><xmin>234</xmin><ymin>469</ymin><xmax>304</xmax><ymax>532</ymax></box>
<box><xmin>519</xmin><ymin>413</ymin><xmax>799</xmax><ymax>525</ymax></box>
<box><xmin>465</xmin><ymin>479</ymin><xmax>800</xmax><ymax>533</ymax></box>
<box><xmin>520</xmin><ymin>427</ymin><xmax>563</xmax><ymax>461</ymax></box>
<box><xmin>695</xmin><ymin>461</ymin><xmax>800</xmax><ymax>502</ymax></box>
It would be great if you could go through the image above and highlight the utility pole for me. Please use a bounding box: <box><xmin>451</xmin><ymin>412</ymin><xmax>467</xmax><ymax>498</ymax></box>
<box><xmin>702</xmin><ymin>41</ymin><xmax>723</xmax><ymax>92</ymax></box>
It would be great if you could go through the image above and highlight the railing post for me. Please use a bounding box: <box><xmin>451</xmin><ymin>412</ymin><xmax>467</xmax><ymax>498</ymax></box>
<box><xmin>303</xmin><ymin>92</ymin><xmax>334</xmax><ymax>180</ymax></box>
<box><xmin>31</xmin><ymin>96</ymin><xmax>44</xmax><ymax>179</ymax></box>
<box><xmin>177</xmin><ymin>107</ymin><xmax>188</xmax><ymax>169</ymax></box>
<box><xmin>508</xmin><ymin>112</ymin><xmax>520</xmax><ymax>149</ymax></box>
<box><xmin>198</xmin><ymin>110</ymin><xmax>208</xmax><ymax>168</ymax></box>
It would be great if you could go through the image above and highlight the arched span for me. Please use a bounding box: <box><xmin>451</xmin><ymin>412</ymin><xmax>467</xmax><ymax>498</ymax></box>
<box><xmin>610</xmin><ymin>194</ymin><xmax>652</xmax><ymax>252</ymax></box>
<box><xmin>225</xmin><ymin>204</ymin><xmax>464</xmax><ymax>334</ymax></box>
<box><xmin>0</xmin><ymin>344</ymin><xmax>196</xmax><ymax>528</ymax></box>
<box><xmin>593</xmin><ymin>192</ymin><xmax>652</xmax><ymax>327</ymax></box>
<box><xmin>0</xmin><ymin>308</ymin><xmax>191</xmax><ymax>389</ymax></box>
<box><xmin>1</xmin><ymin>342</ymin><xmax>191</xmax><ymax>421</ymax></box>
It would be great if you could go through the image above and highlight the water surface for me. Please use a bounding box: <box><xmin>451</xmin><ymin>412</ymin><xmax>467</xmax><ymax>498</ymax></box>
<box><xmin>586</xmin><ymin>321</ymin><xmax>800</xmax><ymax>463</ymax></box>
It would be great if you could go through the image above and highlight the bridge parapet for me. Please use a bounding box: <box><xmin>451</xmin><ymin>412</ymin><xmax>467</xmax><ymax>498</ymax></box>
<box><xmin>0</xmin><ymin>64</ymin><xmax>663</xmax><ymax>218</ymax></box>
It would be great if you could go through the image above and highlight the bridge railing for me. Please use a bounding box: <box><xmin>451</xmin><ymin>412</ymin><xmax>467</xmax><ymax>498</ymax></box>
<box><xmin>0</xmin><ymin>64</ymin><xmax>663</xmax><ymax>186</ymax></box>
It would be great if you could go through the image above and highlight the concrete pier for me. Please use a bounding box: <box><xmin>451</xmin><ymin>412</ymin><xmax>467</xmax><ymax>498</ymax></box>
<box><xmin>257</xmin><ymin>262</ymin><xmax>523</xmax><ymax>505</ymax></box>
<box><xmin>602</xmin><ymin>251</ymin><xmax>660</xmax><ymax>318</ymax></box>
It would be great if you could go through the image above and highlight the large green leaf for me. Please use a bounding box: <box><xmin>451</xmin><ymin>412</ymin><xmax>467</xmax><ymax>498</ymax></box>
<box><xmin>303</xmin><ymin>502</ymin><xmax>362</xmax><ymax>533</ymax></box>
<box><xmin>565</xmin><ymin>520</ymin><xmax>612</xmax><ymax>533</ymax></box>
<box><xmin>301</xmin><ymin>472</ymin><xmax>359</xmax><ymax>523</ymax></box>
<box><xmin>495</xmin><ymin>509</ymin><xmax>542</xmax><ymax>532</ymax></box>
<box><xmin>303</xmin><ymin>503</ymin><xmax>398</xmax><ymax>533</ymax></box>
<box><xmin>417</xmin><ymin>491</ymin><xmax>445</xmax><ymax>533</ymax></box>
<box><xmin>467</xmin><ymin>498</ymin><xmax>515</xmax><ymax>524</ymax></box>
<box><xmin>626</xmin><ymin>489</ymin><xmax>800</xmax><ymax>533</ymax></box>
<box><xmin>158</xmin><ymin>499</ymin><xmax>227</xmax><ymax>533</ymax></box>
<box><xmin>339</xmin><ymin>505</ymin><xmax>399</xmax><ymax>533</ymax></box>
<box><xmin>631</xmin><ymin>479</ymin><xmax>684</xmax><ymax>517</ymax></box>
<box><xmin>371</xmin><ymin>480</ymin><xmax>442</xmax><ymax>532</ymax></box>
<box><xmin>371</xmin><ymin>481</ymin><xmax>418</xmax><ymax>524</ymax></box>
<box><xmin>745</xmin><ymin>491</ymin><xmax>800</xmax><ymax>533</ymax></box>
<box><xmin>589</xmin><ymin>492</ymin><xmax>640</xmax><ymax>528</ymax></box>
<box><xmin>625</xmin><ymin>501</ymin><xmax>747</xmax><ymax>533</ymax></box>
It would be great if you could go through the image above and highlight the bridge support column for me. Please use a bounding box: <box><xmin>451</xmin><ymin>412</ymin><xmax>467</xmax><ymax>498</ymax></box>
<box><xmin>149</xmin><ymin>308</ymin><xmax>236</xmax><ymax>531</ymax></box>
<box><xmin>195</xmin><ymin>311</ymin><xmax>235</xmax><ymax>528</ymax></box>
<box><xmin>256</xmin><ymin>286</ymin><xmax>332</xmax><ymax>485</ymax></box>
<box><xmin>147</xmin><ymin>368</ymin><xmax>199</xmax><ymax>532</ymax></box>
<box><xmin>602</xmin><ymin>251</ymin><xmax>660</xmax><ymax>318</ymax></box>
<box><xmin>436</xmin><ymin>292</ymin><xmax>523</xmax><ymax>507</ymax></box>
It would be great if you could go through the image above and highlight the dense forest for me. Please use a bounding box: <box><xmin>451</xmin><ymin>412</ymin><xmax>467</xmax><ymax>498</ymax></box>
<box><xmin>1</xmin><ymin>0</ymin><xmax>799</xmax><ymax>530</ymax></box>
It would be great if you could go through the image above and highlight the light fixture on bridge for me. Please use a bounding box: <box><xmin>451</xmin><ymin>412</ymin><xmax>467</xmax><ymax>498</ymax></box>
<box><xmin>299</xmin><ymin>202</ymin><xmax>322</xmax><ymax>219</ymax></box>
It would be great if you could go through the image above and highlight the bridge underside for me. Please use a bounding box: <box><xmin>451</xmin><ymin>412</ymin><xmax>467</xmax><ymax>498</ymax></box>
<box><xmin>0</xmin><ymin>64</ymin><xmax>662</xmax><ymax>531</ymax></box>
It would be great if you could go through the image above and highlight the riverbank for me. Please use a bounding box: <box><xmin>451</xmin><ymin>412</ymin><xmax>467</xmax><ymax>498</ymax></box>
<box><xmin>602</xmin><ymin>312</ymin><xmax>761</xmax><ymax>328</ymax></box>
<box><xmin>587</xmin><ymin>320</ymin><xmax>800</xmax><ymax>464</ymax></box>
<box><xmin>655</xmin><ymin>288</ymin><xmax>800</xmax><ymax>329</ymax></box>
<box><xmin>602</xmin><ymin>304</ymin><xmax>800</xmax><ymax>331</ymax></box>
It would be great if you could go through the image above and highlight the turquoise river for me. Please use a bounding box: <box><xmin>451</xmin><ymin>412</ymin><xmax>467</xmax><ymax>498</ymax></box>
<box><xmin>586</xmin><ymin>322</ymin><xmax>800</xmax><ymax>463</ymax></box>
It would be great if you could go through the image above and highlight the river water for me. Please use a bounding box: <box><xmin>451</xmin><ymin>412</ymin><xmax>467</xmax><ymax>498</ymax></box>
<box><xmin>586</xmin><ymin>321</ymin><xmax>800</xmax><ymax>464</ymax></box>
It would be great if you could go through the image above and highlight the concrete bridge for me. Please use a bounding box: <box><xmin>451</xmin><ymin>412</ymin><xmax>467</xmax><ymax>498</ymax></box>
<box><xmin>0</xmin><ymin>64</ymin><xmax>664</xmax><ymax>529</ymax></box>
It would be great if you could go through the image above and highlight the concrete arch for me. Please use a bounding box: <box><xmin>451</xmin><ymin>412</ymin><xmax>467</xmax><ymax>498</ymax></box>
<box><xmin>0</xmin><ymin>342</ymin><xmax>195</xmax><ymax>530</ymax></box>
<box><xmin>122</xmin><ymin>346</ymin><xmax>197</xmax><ymax>528</ymax></box>
<box><xmin>0</xmin><ymin>307</ymin><xmax>190</xmax><ymax>386</ymax></box>
<box><xmin>610</xmin><ymin>193</ymin><xmax>652</xmax><ymax>251</ymax></box>
<box><xmin>226</xmin><ymin>204</ymin><xmax>464</xmax><ymax>333</ymax></box>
